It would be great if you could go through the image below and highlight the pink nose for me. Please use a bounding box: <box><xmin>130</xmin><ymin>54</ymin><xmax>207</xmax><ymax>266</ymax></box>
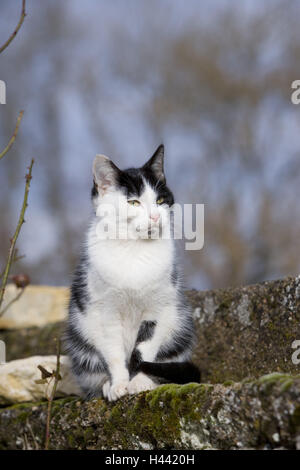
<box><xmin>150</xmin><ymin>213</ymin><xmax>160</xmax><ymax>223</ymax></box>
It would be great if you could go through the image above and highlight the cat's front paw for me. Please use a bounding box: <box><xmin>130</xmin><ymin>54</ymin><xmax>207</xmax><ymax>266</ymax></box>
<box><xmin>128</xmin><ymin>372</ymin><xmax>157</xmax><ymax>395</ymax></box>
<box><xmin>102</xmin><ymin>380</ymin><xmax>129</xmax><ymax>401</ymax></box>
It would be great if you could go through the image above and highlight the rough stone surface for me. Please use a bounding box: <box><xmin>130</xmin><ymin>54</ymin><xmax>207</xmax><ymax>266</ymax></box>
<box><xmin>0</xmin><ymin>373</ymin><xmax>299</xmax><ymax>450</ymax></box>
<box><xmin>0</xmin><ymin>356</ymin><xmax>80</xmax><ymax>405</ymax></box>
<box><xmin>0</xmin><ymin>276</ymin><xmax>300</xmax><ymax>450</ymax></box>
<box><xmin>1</xmin><ymin>276</ymin><xmax>299</xmax><ymax>383</ymax></box>
<box><xmin>0</xmin><ymin>284</ymin><xmax>68</xmax><ymax>329</ymax></box>
<box><xmin>0</xmin><ymin>322</ymin><xmax>65</xmax><ymax>361</ymax></box>
<box><xmin>189</xmin><ymin>275</ymin><xmax>300</xmax><ymax>382</ymax></box>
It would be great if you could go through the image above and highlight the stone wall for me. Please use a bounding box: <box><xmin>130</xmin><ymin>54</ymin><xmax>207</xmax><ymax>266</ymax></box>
<box><xmin>1</xmin><ymin>276</ymin><xmax>300</xmax><ymax>382</ymax></box>
<box><xmin>0</xmin><ymin>276</ymin><xmax>300</xmax><ymax>449</ymax></box>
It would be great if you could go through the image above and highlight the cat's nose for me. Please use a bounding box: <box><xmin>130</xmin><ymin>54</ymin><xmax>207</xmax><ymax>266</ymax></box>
<box><xmin>150</xmin><ymin>213</ymin><xmax>160</xmax><ymax>223</ymax></box>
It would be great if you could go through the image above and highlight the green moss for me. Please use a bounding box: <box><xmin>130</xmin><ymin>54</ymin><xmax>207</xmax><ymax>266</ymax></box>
<box><xmin>222</xmin><ymin>380</ymin><xmax>235</xmax><ymax>386</ymax></box>
<box><xmin>0</xmin><ymin>372</ymin><xmax>299</xmax><ymax>450</ymax></box>
<box><xmin>258</xmin><ymin>372</ymin><xmax>295</xmax><ymax>384</ymax></box>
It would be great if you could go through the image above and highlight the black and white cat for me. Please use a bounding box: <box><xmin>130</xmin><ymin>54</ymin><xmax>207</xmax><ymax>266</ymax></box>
<box><xmin>65</xmin><ymin>145</ymin><xmax>200</xmax><ymax>401</ymax></box>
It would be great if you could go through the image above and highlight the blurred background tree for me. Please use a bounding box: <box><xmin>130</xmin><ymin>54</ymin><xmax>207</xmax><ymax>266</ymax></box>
<box><xmin>1</xmin><ymin>0</ymin><xmax>300</xmax><ymax>289</ymax></box>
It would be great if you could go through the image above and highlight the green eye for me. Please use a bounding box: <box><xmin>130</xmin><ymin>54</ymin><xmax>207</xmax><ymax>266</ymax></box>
<box><xmin>128</xmin><ymin>200</ymin><xmax>140</xmax><ymax>206</ymax></box>
<box><xmin>156</xmin><ymin>197</ymin><xmax>165</xmax><ymax>205</ymax></box>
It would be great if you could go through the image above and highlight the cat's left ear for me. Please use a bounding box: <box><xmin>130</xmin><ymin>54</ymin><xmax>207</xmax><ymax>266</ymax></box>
<box><xmin>143</xmin><ymin>144</ymin><xmax>165</xmax><ymax>182</ymax></box>
<box><xmin>93</xmin><ymin>154</ymin><xmax>120</xmax><ymax>195</ymax></box>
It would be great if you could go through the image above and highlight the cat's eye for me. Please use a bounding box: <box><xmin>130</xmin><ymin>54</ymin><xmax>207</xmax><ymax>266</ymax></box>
<box><xmin>128</xmin><ymin>200</ymin><xmax>140</xmax><ymax>206</ymax></box>
<box><xmin>156</xmin><ymin>197</ymin><xmax>165</xmax><ymax>205</ymax></box>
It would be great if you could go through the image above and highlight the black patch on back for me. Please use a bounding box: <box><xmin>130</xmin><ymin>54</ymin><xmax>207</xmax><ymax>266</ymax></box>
<box><xmin>70</xmin><ymin>254</ymin><xmax>89</xmax><ymax>313</ymax></box>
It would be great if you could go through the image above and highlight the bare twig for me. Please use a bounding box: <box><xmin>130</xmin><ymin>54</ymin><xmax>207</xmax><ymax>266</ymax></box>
<box><xmin>0</xmin><ymin>110</ymin><xmax>24</xmax><ymax>161</ymax></box>
<box><xmin>0</xmin><ymin>250</ymin><xmax>25</xmax><ymax>280</ymax></box>
<box><xmin>0</xmin><ymin>287</ymin><xmax>25</xmax><ymax>317</ymax></box>
<box><xmin>0</xmin><ymin>159</ymin><xmax>34</xmax><ymax>313</ymax></box>
<box><xmin>45</xmin><ymin>340</ymin><xmax>61</xmax><ymax>451</ymax></box>
<box><xmin>0</xmin><ymin>0</ymin><xmax>26</xmax><ymax>54</ymax></box>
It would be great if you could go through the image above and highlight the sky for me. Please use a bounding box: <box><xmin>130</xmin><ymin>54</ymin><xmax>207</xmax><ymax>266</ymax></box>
<box><xmin>1</xmin><ymin>0</ymin><xmax>300</xmax><ymax>289</ymax></box>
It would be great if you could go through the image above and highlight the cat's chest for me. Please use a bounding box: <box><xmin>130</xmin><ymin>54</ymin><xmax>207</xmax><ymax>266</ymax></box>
<box><xmin>91</xmin><ymin>239</ymin><xmax>173</xmax><ymax>290</ymax></box>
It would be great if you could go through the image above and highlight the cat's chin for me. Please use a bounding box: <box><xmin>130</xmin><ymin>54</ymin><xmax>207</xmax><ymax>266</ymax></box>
<box><xmin>135</xmin><ymin>224</ymin><xmax>163</xmax><ymax>240</ymax></box>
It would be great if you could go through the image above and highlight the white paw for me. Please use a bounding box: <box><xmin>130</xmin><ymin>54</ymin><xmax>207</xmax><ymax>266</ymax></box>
<box><xmin>128</xmin><ymin>372</ymin><xmax>157</xmax><ymax>395</ymax></box>
<box><xmin>102</xmin><ymin>380</ymin><xmax>129</xmax><ymax>402</ymax></box>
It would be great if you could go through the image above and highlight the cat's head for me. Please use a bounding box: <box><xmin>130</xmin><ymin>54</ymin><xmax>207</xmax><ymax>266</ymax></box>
<box><xmin>92</xmin><ymin>145</ymin><xmax>174</xmax><ymax>240</ymax></box>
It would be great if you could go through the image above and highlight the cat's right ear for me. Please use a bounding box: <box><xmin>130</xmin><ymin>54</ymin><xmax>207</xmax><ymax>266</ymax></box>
<box><xmin>93</xmin><ymin>155</ymin><xmax>120</xmax><ymax>195</ymax></box>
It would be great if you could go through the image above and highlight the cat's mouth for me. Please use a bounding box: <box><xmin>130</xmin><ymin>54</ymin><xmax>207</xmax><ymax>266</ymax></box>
<box><xmin>135</xmin><ymin>224</ymin><xmax>161</xmax><ymax>239</ymax></box>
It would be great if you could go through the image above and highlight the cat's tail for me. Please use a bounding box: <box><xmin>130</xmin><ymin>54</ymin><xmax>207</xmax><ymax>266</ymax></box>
<box><xmin>139</xmin><ymin>361</ymin><xmax>201</xmax><ymax>384</ymax></box>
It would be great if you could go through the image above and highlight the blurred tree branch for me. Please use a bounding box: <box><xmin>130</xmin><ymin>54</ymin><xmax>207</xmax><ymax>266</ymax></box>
<box><xmin>0</xmin><ymin>159</ymin><xmax>34</xmax><ymax>314</ymax></box>
<box><xmin>0</xmin><ymin>0</ymin><xmax>26</xmax><ymax>54</ymax></box>
<box><xmin>0</xmin><ymin>1</ymin><xmax>32</xmax><ymax>316</ymax></box>
<box><xmin>0</xmin><ymin>110</ymin><xmax>24</xmax><ymax>160</ymax></box>
<box><xmin>0</xmin><ymin>249</ymin><xmax>25</xmax><ymax>280</ymax></box>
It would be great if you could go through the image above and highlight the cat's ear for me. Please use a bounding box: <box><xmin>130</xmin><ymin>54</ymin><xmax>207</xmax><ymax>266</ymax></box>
<box><xmin>143</xmin><ymin>144</ymin><xmax>165</xmax><ymax>182</ymax></box>
<box><xmin>93</xmin><ymin>154</ymin><xmax>120</xmax><ymax>194</ymax></box>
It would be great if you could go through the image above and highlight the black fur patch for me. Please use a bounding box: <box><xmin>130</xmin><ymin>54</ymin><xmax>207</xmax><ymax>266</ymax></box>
<box><xmin>141</xmin><ymin>167</ymin><xmax>174</xmax><ymax>207</ymax></box>
<box><xmin>91</xmin><ymin>146</ymin><xmax>174</xmax><ymax>206</ymax></box>
<box><xmin>91</xmin><ymin>180</ymin><xmax>98</xmax><ymax>199</ymax></box>
<box><xmin>139</xmin><ymin>361</ymin><xmax>201</xmax><ymax>384</ymax></box>
<box><xmin>69</xmin><ymin>254</ymin><xmax>89</xmax><ymax>313</ymax></box>
<box><xmin>64</xmin><ymin>323</ymin><xmax>108</xmax><ymax>375</ymax></box>
<box><xmin>115</xmin><ymin>166</ymin><xmax>174</xmax><ymax>207</ymax></box>
<box><xmin>156</xmin><ymin>314</ymin><xmax>195</xmax><ymax>361</ymax></box>
<box><xmin>128</xmin><ymin>348</ymin><xmax>142</xmax><ymax>378</ymax></box>
<box><xmin>136</xmin><ymin>320</ymin><xmax>157</xmax><ymax>344</ymax></box>
<box><xmin>117</xmin><ymin>168</ymin><xmax>145</xmax><ymax>198</ymax></box>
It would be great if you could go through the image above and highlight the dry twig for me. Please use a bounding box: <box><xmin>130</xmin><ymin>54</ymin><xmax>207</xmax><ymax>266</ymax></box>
<box><xmin>0</xmin><ymin>159</ymin><xmax>34</xmax><ymax>313</ymax></box>
<box><xmin>44</xmin><ymin>340</ymin><xmax>62</xmax><ymax>450</ymax></box>
<box><xmin>0</xmin><ymin>110</ymin><xmax>24</xmax><ymax>160</ymax></box>
<box><xmin>0</xmin><ymin>0</ymin><xmax>26</xmax><ymax>54</ymax></box>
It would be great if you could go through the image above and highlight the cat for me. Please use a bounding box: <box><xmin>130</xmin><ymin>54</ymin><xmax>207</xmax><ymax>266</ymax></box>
<box><xmin>64</xmin><ymin>144</ymin><xmax>200</xmax><ymax>401</ymax></box>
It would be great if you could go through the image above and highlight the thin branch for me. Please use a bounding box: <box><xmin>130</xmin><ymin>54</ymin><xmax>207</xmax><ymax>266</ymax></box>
<box><xmin>0</xmin><ymin>159</ymin><xmax>34</xmax><ymax>313</ymax></box>
<box><xmin>0</xmin><ymin>287</ymin><xmax>25</xmax><ymax>317</ymax></box>
<box><xmin>0</xmin><ymin>0</ymin><xmax>26</xmax><ymax>54</ymax></box>
<box><xmin>0</xmin><ymin>250</ymin><xmax>25</xmax><ymax>280</ymax></box>
<box><xmin>45</xmin><ymin>340</ymin><xmax>61</xmax><ymax>451</ymax></box>
<box><xmin>0</xmin><ymin>110</ymin><xmax>24</xmax><ymax>161</ymax></box>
